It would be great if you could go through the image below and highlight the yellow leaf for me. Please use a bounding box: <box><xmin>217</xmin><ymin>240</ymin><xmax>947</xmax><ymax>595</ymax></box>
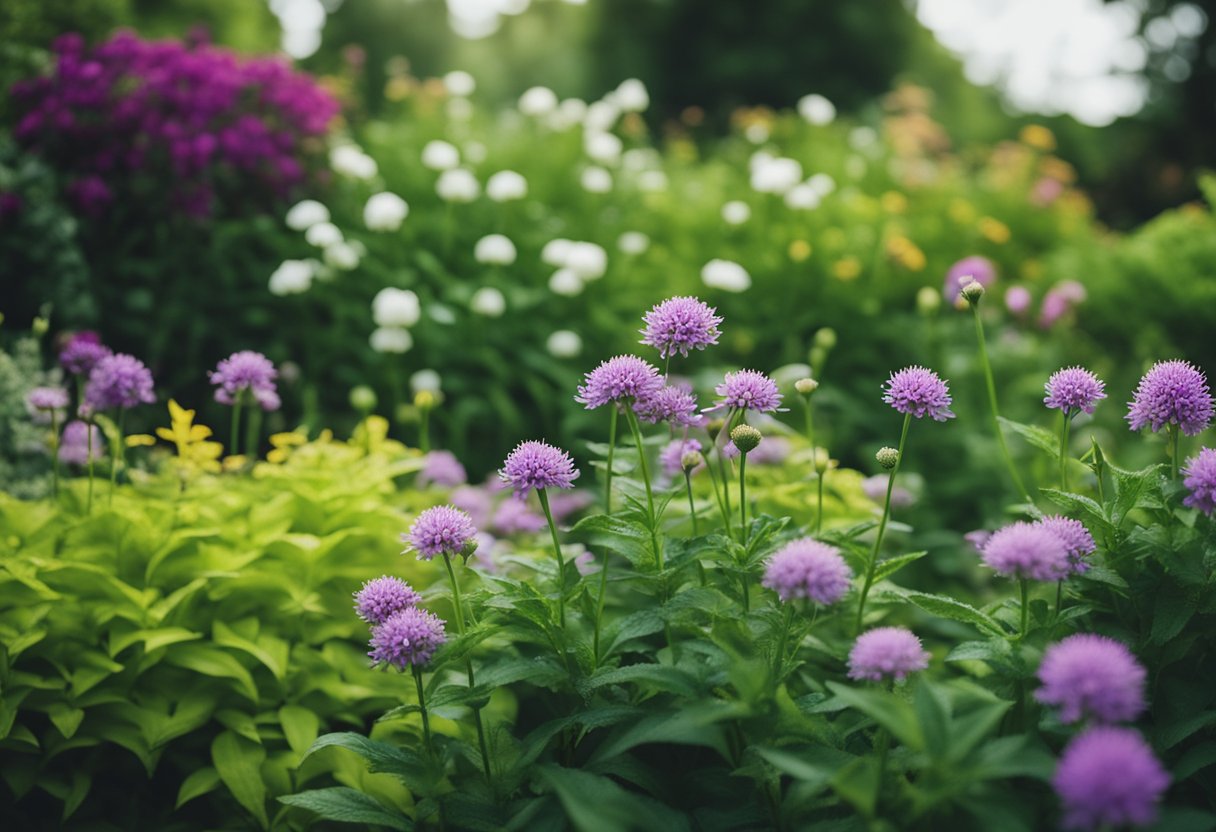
<box><xmin>126</xmin><ymin>434</ymin><xmax>156</xmax><ymax>448</ymax></box>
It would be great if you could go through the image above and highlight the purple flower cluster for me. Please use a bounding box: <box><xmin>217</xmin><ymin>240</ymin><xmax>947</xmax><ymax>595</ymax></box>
<box><xmin>1037</xmin><ymin>515</ymin><xmax>1096</xmax><ymax>575</ymax></box>
<box><xmin>11</xmin><ymin>31</ymin><xmax>340</xmax><ymax>218</ymax></box>
<box><xmin>500</xmin><ymin>440</ymin><xmax>580</xmax><ymax>496</ymax></box>
<box><xmin>26</xmin><ymin>387</ymin><xmax>69</xmax><ymax>423</ymax></box>
<box><xmin>210</xmin><ymin>350</ymin><xmax>280</xmax><ymax>411</ymax></box>
<box><xmin>980</xmin><ymin>522</ymin><xmax>1070</xmax><ymax>581</ymax></box>
<box><xmin>1053</xmin><ymin>727</ymin><xmax>1169</xmax><ymax>831</ymax></box>
<box><xmin>1126</xmin><ymin>359</ymin><xmax>1213</xmax><ymax>436</ymax></box>
<box><xmin>639</xmin><ymin>296</ymin><xmax>723</xmax><ymax>358</ymax></box>
<box><xmin>575</xmin><ymin>355</ymin><xmax>664</xmax><ymax>409</ymax></box>
<box><xmin>847</xmin><ymin>627</ymin><xmax>931</xmax><ymax>682</ymax></box>
<box><xmin>713</xmin><ymin>370</ymin><xmax>784</xmax><ymax>413</ymax></box>
<box><xmin>882</xmin><ymin>366</ymin><xmax>954</xmax><ymax>421</ymax></box>
<box><xmin>762</xmin><ymin>539</ymin><xmax>852</xmax><ymax>605</ymax></box>
<box><xmin>1036</xmin><ymin>634</ymin><xmax>1146</xmax><ymax>724</ymax></box>
<box><xmin>368</xmin><ymin>607</ymin><xmax>446</xmax><ymax>669</ymax></box>
<box><xmin>403</xmin><ymin>505</ymin><xmax>477</xmax><ymax>561</ymax></box>
<box><xmin>660</xmin><ymin>438</ymin><xmax>703</xmax><ymax>477</ymax></box>
<box><xmin>635</xmin><ymin>385</ymin><xmax>700</xmax><ymax>426</ymax></box>
<box><xmin>1182</xmin><ymin>447</ymin><xmax>1216</xmax><ymax>514</ymax></box>
<box><xmin>59</xmin><ymin>331</ymin><xmax>111</xmax><ymax>376</ymax></box>
<box><xmin>354</xmin><ymin>576</ymin><xmax>421</xmax><ymax>625</ymax></box>
<box><xmin>417</xmin><ymin>450</ymin><xmax>468</xmax><ymax>488</ymax></box>
<box><xmin>1044</xmin><ymin>367</ymin><xmax>1106</xmax><ymax>416</ymax></box>
<box><xmin>85</xmin><ymin>353</ymin><xmax>155</xmax><ymax>411</ymax></box>
<box><xmin>58</xmin><ymin>420</ymin><xmax>105</xmax><ymax>465</ymax></box>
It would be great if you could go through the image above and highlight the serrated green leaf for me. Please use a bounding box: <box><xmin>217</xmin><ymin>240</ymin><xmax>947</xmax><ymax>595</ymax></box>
<box><xmin>279</xmin><ymin>787</ymin><xmax>412</xmax><ymax>830</ymax></box>
<box><xmin>901</xmin><ymin>591</ymin><xmax>1004</xmax><ymax>635</ymax></box>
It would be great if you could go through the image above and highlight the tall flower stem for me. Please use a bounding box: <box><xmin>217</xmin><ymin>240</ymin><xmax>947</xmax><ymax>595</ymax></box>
<box><xmin>418</xmin><ymin>405</ymin><xmax>431</xmax><ymax>453</ymax></box>
<box><xmin>1059</xmin><ymin>411</ymin><xmax>1072</xmax><ymax>491</ymax></box>
<box><xmin>1019</xmin><ymin>579</ymin><xmax>1031</xmax><ymax>640</ymax></box>
<box><xmin>245</xmin><ymin>407</ymin><xmax>263</xmax><ymax>463</ymax></box>
<box><xmin>604</xmin><ymin>406</ymin><xmax>618</xmax><ymax>513</ymax></box>
<box><xmin>684</xmin><ymin>471</ymin><xmax>699</xmax><ymax>537</ymax></box>
<box><xmin>815</xmin><ymin>467</ymin><xmax>826</xmax><ymax>535</ymax></box>
<box><xmin>803</xmin><ymin>397</ymin><xmax>815</xmax><ymax>453</ymax></box>
<box><xmin>700</xmin><ymin>449</ymin><xmax>730</xmax><ymax>535</ymax></box>
<box><xmin>717</xmin><ymin>447</ymin><xmax>734</xmax><ymax>541</ymax></box>
<box><xmin>593</xmin><ymin>404</ymin><xmax>617</xmax><ymax>666</ymax></box>
<box><xmin>772</xmin><ymin>603</ymin><xmax>795</xmax><ymax>681</ymax></box>
<box><xmin>738</xmin><ymin>453</ymin><xmax>749</xmax><ymax>544</ymax></box>
<box><xmin>109</xmin><ymin>410</ymin><xmax>126</xmax><ymax>506</ymax></box>
<box><xmin>971</xmin><ymin>304</ymin><xmax>1032</xmax><ymax>503</ymax></box>
<box><xmin>86</xmin><ymin>420</ymin><xmax>95</xmax><ymax>514</ymax></box>
<box><xmin>1168</xmin><ymin>424</ymin><xmax>1180</xmax><ymax>481</ymax></box>
<box><xmin>854</xmin><ymin>413</ymin><xmax>911</xmax><ymax>635</ymax></box>
<box><xmin>442</xmin><ymin>555</ymin><xmax>493</xmax><ymax>785</ymax></box>
<box><xmin>537</xmin><ymin>489</ymin><xmax>567</xmax><ymax>630</ymax></box>
<box><xmin>230</xmin><ymin>400</ymin><xmax>243</xmax><ymax>459</ymax></box>
<box><xmin>623</xmin><ymin>408</ymin><xmax>662</xmax><ymax>570</ymax></box>
<box><xmin>412</xmin><ymin>663</ymin><xmax>446</xmax><ymax>832</ymax></box>
<box><xmin>50</xmin><ymin>410</ymin><xmax>60</xmax><ymax>498</ymax></box>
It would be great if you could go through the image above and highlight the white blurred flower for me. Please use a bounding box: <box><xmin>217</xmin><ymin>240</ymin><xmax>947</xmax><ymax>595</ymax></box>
<box><xmin>744</xmin><ymin>123</ymin><xmax>770</xmax><ymax>144</ymax></box>
<box><xmin>285</xmin><ymin>199</ymin><xmax>329</xmax><ymax>231</ymax></box>
<box><xmin>436</xmin><ymin>169</ymin><xmax>480</xmax><ymax>202</ymax></box>
<box><xmin>584</xmin><ymin>100</ymin><xmax>620</xmax><ymax>132</ymax></box>
<box><xmin>784</xmin><ymin>184</ymin><xmax>821</xmax><ymax>210</ymax></box>
<box><xmin>370</xmin><ymin>327</ymin><xmax>412</xmax><ymax>354</ymax></box>
<box><xmin>807</xmin><ymin>172</ymin><xmax>836</xmax><ymax>197</ymax></box>
<box><xmin>749</xmin><ymin>150</ymin><xmax>775</xmax><ymax>172</ymax></box>
<box><xmin>444</xmin><ymin>70</ymin><xmax>475</xmax><ymax>97</ymax></box>
<box><xmin>701</xmin><ymin>259</ymin><xmax>751</xmax><ymax>292</ymax></box>
<box><xmin>470</xmin><ymin>286</ymin><xmax>506</xmax><ymax>317</ymax></box>
<box><xmin>364</xmin><ymin>192</ymin><xmax>409</xmax><ymax>231</ymax></box>
<box><xmin>797</xmin><ymin>93</ymin><xmax>836</xmax><ymax>126</ymax></box>
<box><xmin>410</xmin><ymin>369</ymin><xmax>442</xmax><ymax>394</ymax></box>
<box><xmin>546</xmin><ymin>330</ymin><xmax>582</xmax><ymax>358</ymax></box>
<box><xmin>622</xmin><ymin>147</ymin><xmax>660</xmax><ymax>171</ymax></box>
<box><xmin>541</xmin><ymin>238</ymin><xmax>574</xmax><ymax>267</ymax></box>
<box><xmin>549</xmin><ymin>269</ymin><xmax>584</xmax><ymax>296</ymax></box>
<box><xmin>637</xmin><ymin>170</ymin><xmax>668</xmax><ymax>192</ymax></box>
<box><xmin>324</xmin><ymin>242</ymin><xmax>360</xmax><ymax>271</ymax></box>
<box><xmin>617</xmin><ymin>231</ymin><xmax>649</xmax><ymax>255</ymax></box>
<box><xmin>422</xmin><ymin>140</ymin><xmax>460</xmax><ymax>171</ymax></box>
<box><xmin>474</xmin><ymin>234</ymin><xmax>517</xmax><ymax>266</ymax></box>
<box><xmin>429</xmin><ymin>304</ymin><xmax>456</xmax><ymax>325</ymax></box>
<box><xmin>585</xmin><ymin>131</ymin><xmax>623</xmax><ymax>165</ymax></box>
<box><xmin>486</xmin><ymin>170</ymin><xmax>528</xmax><ymax>202</ymax></box>
<box><xmin>751</xmin><ymin>157</ymin><xmax>803</xmax><ymax>194</ymax></box>
<box><xmin>566</xmin><ymin>242</ymin><xmax>607</xmax><ymax>279</ymax></box>
<box><xmin>581</xmin><ymin>166</ymin><xmax>613</xmax><ymax>193</ymax></box>
<box><xmin>849</xmin><ymin>126</ymin><xmax>878</xmax><ymax>150</ymax></box>
<box><xmin>519</xmin><ymin>86</ymin><xmax>558</xmax><ymax>116</ymax></box>
<box><xmin>330</xmin><ymin>144</ymin><xmax>377</xmax><ymax>179</ymax></box>
<box><xmin>269</xmin><ymin>260</ymin><xmax>314</xmax><ymax>295</ymax></box>
<box><xmin>305</xmin><ymin>222</ymin><xmax>343</xmax><ymax>247</ymax></box>
<box><xmin>548</xmin><ymin>98</ymin><xmax>587</xmax><ymax>130</ymax></box>
<box><xmin>613</xmin><ymin>78</ymin><xmax>649</xmax><ymax>112</ymax></box>
<box><xmin>373</xmin><ymin>288</ymin><xmax>421</xmax><ymax>327</ymax></box>
<box><xmin>722</xmin><ymin>201</ymin><xmax>751</xmax><ymax>225</ymax></box>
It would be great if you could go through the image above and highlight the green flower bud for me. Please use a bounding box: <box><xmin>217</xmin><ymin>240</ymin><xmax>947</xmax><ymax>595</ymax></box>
<box><xmin>349</xmin><ymin>385</ymin><xmax>378</xmax><ymax>413</ymax></box>
<box><xmin>876</xmin><ymin>446</ymin><xmax>900</xmax><ymax>470</ymax></box>
<box><xmin>813</xmin><ymin>328</ymin><xmax>837</xmax><ymax>350</ymax></box>
<box><xmin>960</xmin><ymin>278</ymin><xmax>985</xmax><ymax>305</ymax></box>
<box><xmin>795</xmin><ymin>378</ymin><xmax>819</xmax><ymax>396</ymax></box>
<box><xmin>730</xmin><ymin>424</ymin><xmax>762</xmax><ymax>454</ymax></box>
<box><xmin>680</xmin><ymin>451</ymin><xmax>702</xmax><ymax>473</ymax></box>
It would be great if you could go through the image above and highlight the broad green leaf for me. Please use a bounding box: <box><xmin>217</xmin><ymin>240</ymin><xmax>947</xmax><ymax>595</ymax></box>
<box><xmin>824</xmin><ymin>683</ymin><xmax>923</xmax><ymax>751</ymax></box>
<box><xmin>901</xmin><ymin>591</ymin><xmax>1004</xmax><ymax>636</ymax></box>
<box><xmin>872</xmin><ymin>551</ymin><xmax>928</xmax><ymax>584</ymax></box>
<box><xmin>279</xmin><ymin>787</ymin><xmax>412</xmax><ymax>830</ymax></box>
<box><xmin>570</xmin><ymin>514</ymin><xmax>654</xmax><ymax>567</ymax></box>
<box><xmin>176</xmin><ymin>766</ymin><xmax>222</xmax><ymax>809</ymax></box>
<box><xmin>998</xmin><ymin>416</ymin><xmax>1059</xmax><ymax>460</ymax></box>
<box><xmin>46</xmin><ymin>703</ymin><xmax>85</xmax><ymax>740</ymax></box>
<box><xmin>212</xmin><ymin>730</ymin><xmax>268</xmax><ymax>829</ymax></box>
<box><xmin>108</xmin><ymin>627</ymin><xmax>201</xmax><ymax>657</ymax></box>
<box><xmin>214</xmin><ymin>621</ymin><xmax>287</xmax><ymax>680</ymax></box>
<box><xmin>164</xmin><ymin>644</ymin><xmax>259</xmax><ymax>702</ymax></box>
<box><xmin>279</xmin><ymin>705</ymin><xmax>320</xmax><ymax>759</ymax></box>
<box><xmin>577</xmin><ymin>663</ymin><xmax>701</xmax><ymax>699</ymax></box>
<box><xmin>587</xmin><ymin>701</ymin><xmax>742</xmax><ymax>764</ymax></box>
<box><xmin>753</xmin><ymin>745</ymin><xmax>854</xmax><ymax>788</ymax></box>
<box><xmin>538</xmin><ymin>765</ymin><xmax>690</xmax><ymax>832</ymax></box>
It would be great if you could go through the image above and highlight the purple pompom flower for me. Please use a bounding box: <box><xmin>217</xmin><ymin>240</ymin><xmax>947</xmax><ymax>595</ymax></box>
<box><xmin>575</xmin><ymin>355</ymin><xmax>664</xmax><ymax>410</ymax></box>
<box><xmin>417</xmin><ymin>450</ymin><xmax>468</xmax><ymax>488</ymax></box>
<box><xmin>368</xmin><ymin>607</ymin><xmax>446</xmax><ymax>668</ymax></box>
<box><xmin>210</xmin><ymin>350</ymin><xmax>280</xmax><ymax>411</ymax></box>
<box><xmin>640</xmin><ymin>295</ymin><xmax>723</xmax><ymax>358</ymax></box>
<box><xmin>1036</xmin><ymin>515</ymin><xmax>1096</xmax><ymax>575</ymax></box>
<box><xmin>1044</xmin><ymin>367</ymin><xmax>1106</xmax><ymax>416</ymax></box>
<box><xmin>403</xmin><ymin>505</ymin><xmax>477</xmax><ymax>561</ymax></box>
<box><xmin>58</xmin><ymin>420</ymin><xmax>105</xmax><ymax>465</ymax></box>
<box><xmin>762</xmin><ymin>538</ymin><xmax>852</xmax><ymax>605</ymax></box>
<box><xmin>1126</xmin><ymin>359</ymin><xmax>1214</xmax><ymax>436</ymax></box>
<box><xmin>491</xmin><ymin>499</ymin><xmax>547</xmax><ymax>534</ymax></box>
<box><xmin>848</xmin><ymin>627</ymin><xmax>931</xmax><ymax>682</ymax></box>
<box><xmin>944</xmin><ymin>256</ymin><xmax>996</xmax><ymax>305</ymax></box>
<box><xmin>1036</xmin><ymin>634</ymin><xmax>1146</xmax><ymax>724</ymax></box>
<box><xmin>59</xmin><ymin>332</ymin><xmax>111</xmax><ymax>376</ymax></box>
<box><xmin>1053</xmin><ymin>727</ymin><xmax>1169</xmax><ymax>831</ymax></box>
<box><xmin>882</xmin><ymin>366</ymin><xmax>955</xmax><ymax>421</ymax></box>
<box><xmin>500</xmin><ymin>440</ymin><xmax>580</xmax><ymax>496</ymax></box>
<box><xmin>26</xmin><ymin>387</ymin><xmax>69</xmax><ymax>424</ymax></box>
<box><xmin>660</xmin><ymin>438</ymin><xmax>703</xmax><ymax>477</ymax></box>
<box><xmin>84</xmin><ymin>353</ymin><xmax>155</xmax><ymax>411</ymax></box>
<box><xmin>712</xmin><ymin>369</ymin><xmax>784</xmax><ymax>413</ymax></box>
<box><xmin>981</xmin><ymin>521</ymin><xmax>1071</xmax><ymax>581</ymax></box>
<box><xmin>1183</xmin><ymin>447</ymin><xmax>1216</xmax><ymax>514</ymax></box>
<box><xmin>354</xmin><ymin>576</ymin><xmax>421</xmax><ymax>625</ymax></box>
<box><xmin>635</xmin><ymin>385</ymin><xmax>700</xmax><ymax>426</ymax></box>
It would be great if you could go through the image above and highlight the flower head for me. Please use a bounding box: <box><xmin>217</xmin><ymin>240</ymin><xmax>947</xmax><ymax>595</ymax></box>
<box><xmin>210</xmin><ymin>351</ymin><xmax>280</xmax><ymax>411</ymax></box>
<box><xmin>635</xmin><ymin>385</ymin><xmax>700</xmax><ymax>426</ymax></box>
<box><xmin>1044</xmin><ymin>367</ymin><xmax>1107</xmax><ymax>416</ymax></box>
<box><xmin>403</xmin><ymin>505</ymin><xmax>477</xmax><ymax>561</ymax></box>
<box><xmin>981</xmin><ymin>522</ymin><xmax>1071</xmax><ymax>581</ymax></box>
<box><xmin>639</xmin><ymin>296</ymin><xmax>723</xmax><ymax>359</ymax></box>
<box><xmin>848</xmin><ymin>627</ymin><xmax>931</xmax><ymax>682</ymax></box>
<box><xmin>58</xmin><ymin>420</ymin><xmax>105</xmax><ymax>465</ymax></box>
<box><xmin>713</xmin><ymin>370</ymin><xmax>784</xmax><ymax>413</ymax></box>
<box><xmin>1126</xmin><ymin>359</ymin><xmax>1213</xmax><ymax>436</ymax></box>
<box><xmin>660</xmin><ymin>438</ymin><xmax>702</xmax><ymax>477</ymax></box>
<box><xmin>26</xmin><ymin>387</ymin><xmax>69</xmax><ymax>422</ymax></box>
<box><xmin>85</xmin><ymin>353</ymin><xmax>155</xmax><ymax>411</ymax></box>
<box><xmin>417</xmin><ymin>450</ymin><xmax>468</xmax><ymax>489</ymax></box>
<box><xmin>59</xmin><ymin>332</ymin><xmax>111</xmax><ymax>376</ymax></box>
<box><xmin>762</xmin><ymin>539</ymin><xmax>852</xmax><ymax>605</ymax></box>
<box><xmin>368</xmin><ymin>607</ymin><xmax>446</xmax><ymax>668</ymax></box>
<box><xmin>1053</xmin><ymin>727</ymin><xmax>1169</xmax><ymax>831</ymax></box>
<box><xmin>1036</xmin><ymin>634</ymin><xmax>1146</xmax><ymax>724</ymax></box>
<box><xmin>1036</xmin><ymin>516</ymin><xmax>1096</xmax><ymax>575</ymax></box>
<box><xmin>575</xmin><ymin>355</ymin><xmax>664</xmax><ymax>410</ymax></box>
<box><xmin>882</xmin><ymin>366</ymin><xmax>954</xmax><ymax>421</ymax></box>
<box><xmin>500</xmin><ymin>440</ymin><xmax>580</xmax><ymax>496</ymax></box>
<box><xmin>1183</xmin><ymin>447</ymin><xmax>1216</xmax><ymax>514</ymax></box>
<box><xmin>354</xmin><ymin>576</ymin><xmax>421</xmax><ymax>625</ymax></box>
<box><xmin>944</xmin><ymin>256</ymin><xmax>996</xmax><ymax>304</ymax></box>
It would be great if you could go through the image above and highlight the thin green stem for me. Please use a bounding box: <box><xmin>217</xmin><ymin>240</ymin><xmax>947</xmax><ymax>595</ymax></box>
<box><xmin>873</xmin><ymin>727</ymin><xmax>891</xmax><ymax>816</ymax></box>
<box><xmin>594</xmin><ymin>409</ymin><xmax>616</xmax><ymax>663</ymax></box>
<box><xmin>972</xmin><ymin>305</ymin><xmax>1032</xmax><ymax>502</ymax></box>
<box><xmin>442</xmin><ymin>555</ymin><xmax>492</xmax><ymax>785</ymax></box>
<box><xmin>1020</xmin><ymin>579</ymin><xmax>1030</xmax><ymax>640</ymax></box>
<box><xmin>772</xmin><ymin>602</ymin><xmax>794</xmax><ymax>682</ymax></box>
<box><xmin>815</xmin><ymin>468</ymin><xmax>825</xmax><ymax>535</ymax></box>
<box><xmin>624</xmin><ymin>408</ymin><xmax>662</xmax><ymax>570</ymax></box>
<box><xmin>717</xmin><ymin>442</ymin><xmax>734</xmax><ymax>541</ymax></box>
<box><xmin>411</xmin><ymin>664</ymin><xmax>444</xmax><ymax>830</ymax></box>
<box><xmin>109</xmin><ymin>410</ymin><xmax>125</xmax><ymax>507</ymax></box>
<box><xmin>855</xmin><ymin>413</ymin><xmax>911</xmax><ymax>635</ymax></box>
<box><xmin>700</xmin><ymin>449</ymin><xmax>729</xmax><ymax>533</ymax></box>
<box><xmin>605</xmin><ymin>406</ymin><xmax>618</xmax><ymax>513</ymax></box>
<box><xmin>245</xmin><ymin>407</ymin><xmax>263</xmax><ymax>463</ymax></box>
<box><xmin>1054</xmin><ymin>579</ymin><xmax>1063</xmax><ymax>625</ymax></box>
<box><xmin>50</xmin><ymin>410</ymin><xmax>60</xmax><ymax>498</ymax></box>
<box><xmin>684</xmin><ymin>471</ymin><xmax>699</xmax><ymax>537</ymax></box>
<box><xmin>739</xmin><ymin>453</ymin><xmax>748</xmax><ymax>543</ymax></box>
<box><xmin>537</xmin><ymin>489</ymin><xmax>566</xmax><ymax>630</ymax></box>
<box><xmin>230</xmin><ymin>400</ymin><xmax>243</xmax><ymax>459</ymax></box>
<box><xmin>1169</xmin><ymin>424</ymin><xmax>1180</xmax><ymax>481</ymax></box>
<box><xmin>1059</xmin><ymin>411</ymin><xmax>1072</xmax><ymax>491</ymax></box>
<box><xmin>803</xmin><ymin>397</ymin><xmax>815</xmax><ymax>452</ymax></box>
<box><xmin>419</xmin><ymin>406</ymin><xmax>431</xmax><ymax>453</ymax></box>
<box><xmin>86</xmin><ymin>419</ymin><xmax>94</xmax><ymax>514</ymax></box>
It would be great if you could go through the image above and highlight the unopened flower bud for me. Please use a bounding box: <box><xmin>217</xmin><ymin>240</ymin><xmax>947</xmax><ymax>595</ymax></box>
<box><xmin>414</xmin><ymin>390</ymin><xmax>440</xmax><ymax>410</ymax></box>
<box><xmin>916</xmin><ymin>286</ymin><xmax>941</xmax><ymax>315</ymax></box>
<box><xmin>813</xmin><ymin>328</ymin><xmax>837</xmax><ymax>350</ymax></box>
<box><xmin>876</xmin><ymin>446</ymin><xmax>900</xmax><ymax>470</ymax></box>
<box><xmin>730</xmin><ymin>424</ymin><xmax>762</xmax><ymax>454</ymax></box>
<box><xmin>680</xmin><ymin>451</ymin><xmax>701</xmax><ymax>472</ymax></box>
<box><xmin>795</xmin><ymin>378</ymin><xmax>819</xmax><ymax>396</ymax></box>
<box><xmin>813</xmin><ymin>447</ymin><xmax>832</xmax><ymax>474</ymax></box>
<box><xmin>32</xmin><ymin>317</ymin><xmax>49</xmax><ymax>336</ymax></box>
<box><xmin>460</xmin><ymin>536</ymin><xmax>480</xmax><ymax>563</ymax></box>
<box><xmin>960</xmin><ymin>278</ymin><xmax>985</xmax><ymax>305</ymax></box>
<box><xmin>705</xmin><ymin>418</ymin><xmax>726</xmax><ymax>442</ymax></box>
<box><xmin>350</xmin><ymin>385</ymin><xmax>378</xmax><ymax>413</ymax></box>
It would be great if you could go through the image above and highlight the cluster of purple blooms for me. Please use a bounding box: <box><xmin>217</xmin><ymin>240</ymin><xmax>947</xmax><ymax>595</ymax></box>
<box><xmin>943</xmin><ymin>256</ymin><xmax>1086</xmax><ymax>328</ymax></box>
<box><xmin>1126</xmin><ymin>359</ymin><xmax>1213</xmax><ymax>436</ymax></box>
<box><xmin>354</xmin><ymin>576</ymin><xmax>445</xmax><ymax>669</ymax></box>
<box><xmin>209</xmin><ymin>350</ymin><xmax>280</xmax><ymax>411</ymax></box>
<box><xmin>10</xmin><ymin>31</ymin><xmax>339</xmax><ymax>218</ymax></box>
<box><xmin>1053</xmin><ymin>727</ymin><xmax>1169</xmax><ymax>831</ymax></box>
<box><xmin>847</xmin><ymin>627</ymin><xmax>931</xmax><ymax>682</ymax></box>
<box><xmin>881</xmin><ymin>366</ymin><xmax>954</xmax><ymax>422</ymax></box>
<box><xmin>762</xmin><ymin>539</ymin><xmax>852</xmax><ymax>605</ymax></box>
<box><xmin>977</xmin><ymin>516</ymin><xmax>1095</xmax><ymax>581</ymax></box>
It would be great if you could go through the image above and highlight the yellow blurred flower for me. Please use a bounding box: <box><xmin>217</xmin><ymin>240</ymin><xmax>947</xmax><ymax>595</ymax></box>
<box><xmin>948</xmin><ymin>198</ymin><xmax>976</xmax><ymax>224</ymax></box>
<box><xmin>881</xmin><ymin>191</ymin><xmax>908</xmax><ymax>214</ymax></box>
<box><xmin>1039</xmin><ymin>157</ymin><xmax>1077</xmax><ymax>185</ymax></box>
<box><xmin>886</xmin><ymin>235</ymin><xmax>926</xmax><ymax>271</ymax></box>
<box><xmin>832</xmin><ymin>257</ymin><xmax>862</xmax><ymax>281</ymax></box>
<box><xmin>266</xmin><ymin>429</ymin><xmax>308</xmax><ymax>464</ymax></box>
<box><xmin>125</xmin><ymin>434</ymin><xmax>156</xmax><ymax>448</ymax></box>
<box><xmin>222</xmin><ymin>455</ymin><xmax>248</xmax><ymax>472</ymax></box>
<box><xmin>1020</xmin><ymin>124</ymin><xmax>1056</xmax><ymax>152</ymax></box>
<box><xmin>385</xmin><ymin>76</ymin><xmax>412</xmax><ymax>102</ymax></box>
<box><xmin>788</xmin><ymin>240</ymin><xmax>812</xmax><ymax>262</ymax></box>
<box><xmin>979</xmin><ymin>217</ymin><xmax>1011</xmax><ymax>244</ymax></box>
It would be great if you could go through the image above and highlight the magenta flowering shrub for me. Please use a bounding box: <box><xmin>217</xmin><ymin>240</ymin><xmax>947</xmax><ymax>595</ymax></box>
<box><xmin>10</xmin><ymin>31</ymin><xmax>339</xmax><ymax>218</ymax></box>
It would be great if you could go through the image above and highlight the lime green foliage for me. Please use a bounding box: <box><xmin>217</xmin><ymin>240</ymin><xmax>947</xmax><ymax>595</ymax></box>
<box><xmin>0</xmin><ymin>331</ymin><xmax>63</xmax><ymax>500</ymax></box>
